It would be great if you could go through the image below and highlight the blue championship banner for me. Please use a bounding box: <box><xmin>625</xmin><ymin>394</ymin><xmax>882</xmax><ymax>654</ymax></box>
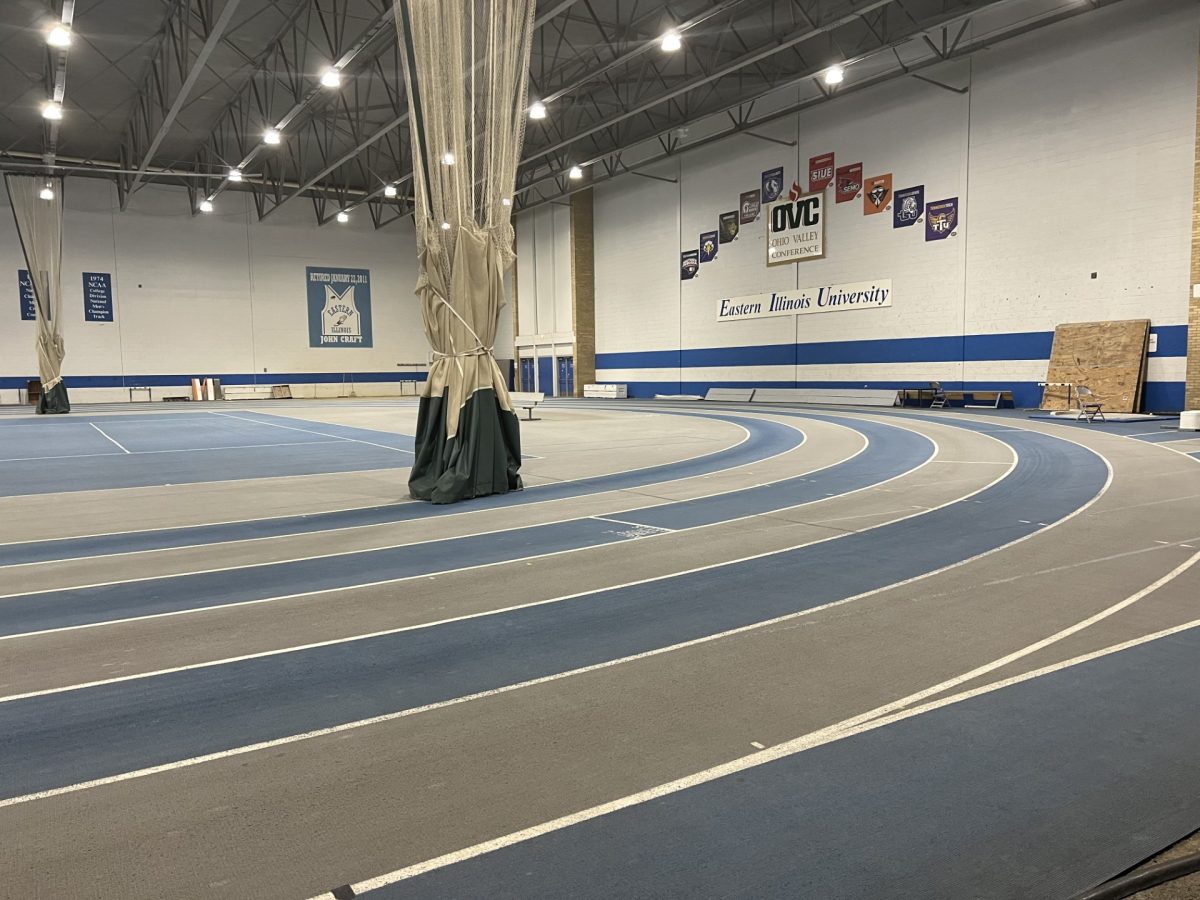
<box><xmin>83</xmin><ymin>272</ymin><xmax>114</xmax><ymax>322</ymax></box>
<box><xmin>307</xmin><ymin>266</ymin><xmax>373</xmax><ymax>347</ymax></box>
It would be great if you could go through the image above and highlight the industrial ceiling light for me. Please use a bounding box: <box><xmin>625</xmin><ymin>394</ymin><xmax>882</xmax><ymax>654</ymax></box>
<box><xmin>320</xmin><ymin>67</ymin><xmax>341</xmax><ymax>88</ymax></box>
<box><xmin>660</xmin><ymin>30</ymin><xmax>681</xmax><ymax>52</ymax></box>
<box><xmin>336</xmin><ymin>210</ymin><xmax>350</xmax><ymax>223</ymax></box>
<box><xmin>383</xmin><ymin>183</ymin><xmax>398</xmax><ymax>198</ymax></box>
<box><xmin>263</xmin><ymin>127</ymin><xmax>281</xmax><ymax>145</ymax></box>
<box><xmin>227</xmin><ymin>167</ymin><xmax>243</xmax><ymax>182</ymax></box>
<box><xmin>39</xmin><ymin>185</ymin><xmax>54</xmax><ymax>200</ymax></box>
<box><xmin>528</xmin><ymin>100</ymin><xmax>547</xmax><ymax>120</ymax></box>
<box><xmin>441</xmin><ymin>151</ymin><xmax>455</xmax><ymax>166</ymax></box>
<box><xmin>199</xmin><ymin>199</ymin><xmax>213</xmax><ymax>213</ymax></box>
<box><xmin>42</xmin><ymin>101</ymin><xmax>63</xmax><ymax>121</ymax></box>
<box><xmin>823</xmin><ymin>64</ymin><xmax>845</xmax><ymax>86</ymax></box>
<box><xmin>47</xmin><ymin>25</ymin><xmax>71</xmax><ymax>47</ymax></box>
<box><xmin>440</xmin><ymin>221</ymin><xmax>452</xmax><ymax>230</ymax></box>
<box><xmin>501</xmin><ymin>197</ymin><xmax>511</xmax><ymax>206</ymax></box>
<box><xmin>568</xmin><ymin>165</ymin><xmax>584</xmax><ymax>180</ymax></box>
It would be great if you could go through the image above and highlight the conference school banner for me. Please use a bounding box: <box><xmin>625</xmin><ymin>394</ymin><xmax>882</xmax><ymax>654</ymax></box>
<box><xmin>717</xmin><ymin>279</ymin><xmax>892</xmax><ymax>323</ymax></box>
<box><xmin>307</xmin><ymin>266</ymin><xmax>373</xmax><ymax>347</ymax></box>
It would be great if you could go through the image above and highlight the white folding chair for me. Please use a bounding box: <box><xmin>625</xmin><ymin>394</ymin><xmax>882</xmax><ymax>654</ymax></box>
<box><xmin>1075</xmin><ymin>385</ymin><xmax>1105</xmax><ymax>423</ymax></box>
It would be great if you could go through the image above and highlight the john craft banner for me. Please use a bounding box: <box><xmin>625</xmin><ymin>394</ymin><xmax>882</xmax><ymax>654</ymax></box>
<box><xmin>761</xmin><ymin>167</ymin><xmax>784</xmax><ymax>204</ymax></box>
<box><xmin>718</xmin><ymin>211</ymin><xmax>739</xmax><ymax>243</ymax></box>
<box><xmin>893</xmin><ymin>185</ymin><xmax>924</xmax><ymax>228</ymax></box>
<box><xmin>835</xmin><ymin>162</ymin><xmax>862</xmax><ymax>203</ymax></box>
<box><xmin>863</xmin><ymin>173</ymin><xmax>892</xmax><ymax>215</ymax></box>
<box><xmin>808</xmin><ymin>152</ymin><xmax>834</xmax><ymax>192</ymax></box>
<box><xmin>925</xmin><ymin>197</ymin><xmax>959</xmax><ymax>241</ymax></box>
<box><xmin>699</xmin><ymin>231</ymin><xmax>719</xmax><ymax>262</ymax></box>
<box><xmin>680</xmin><ymin>249</ymin><xmax>699</xmax><ymax>280</ymax></box>
<box><xmin>739</xmin><ymin>190</ymin><xmax>761</xmax><ymax>224</ymax></box>
<box><xmin>307</xmin><ymin>266</ymin><xmax>373</xmax><ymax>347</ymax></box>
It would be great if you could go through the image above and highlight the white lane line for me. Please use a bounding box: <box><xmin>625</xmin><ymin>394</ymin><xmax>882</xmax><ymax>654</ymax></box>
<box><xmin>591</xmin><ymin>516</ymin><xmax>674</xmax><ymax>533</ymax></box>
<box><xmin>0</xmin><ymin>433</ymin><xmax>971</xmax><ymax>693</ymax></box>
<box><xmin>0</xmin><ymin>420</ymin><xmax>918</xmax><ymax>630</ymax></box>
<box><xmin>89</xmin><ymin>424</ymin><xmax>130</xmax><ymax>454</ymax></box>
<box><xmin>0</xmin><ymin>450</ymin><xmax>128</xmax><ymax>463</ymax></box>
<box><xmin>209</xmin><ymin>411</ymin><xmax>415</xmax><ymax>454</ymax></box>
<box><xmin>0</xmin><ymin>417</ymin><xmax>756</xmax><ymax>550</ymax></box>
<box><xmin>312</xmin><ymin>609</ymin><xmax>1200</xmax><ymax>898</ymax></box>
<box><xmin>0</xmin><ymin>418</ymin><xmax>828</xmax><ymax>587</ymax></box>
<box><xmin>0</xmin><ymin>454</ymin><xmax>1096</xmax><ymax>812</ymax></box>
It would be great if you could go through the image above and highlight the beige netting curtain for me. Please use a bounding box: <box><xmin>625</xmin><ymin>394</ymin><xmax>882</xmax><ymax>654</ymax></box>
<box><xmin>395</xmin><ymin>0</ymin><xmax>535</xmax><ymax>503</ymax></box>
<box><xmin>5</xmin><ymin>174</ymin><xmax>69</xmax><ymax>414</ymax></box>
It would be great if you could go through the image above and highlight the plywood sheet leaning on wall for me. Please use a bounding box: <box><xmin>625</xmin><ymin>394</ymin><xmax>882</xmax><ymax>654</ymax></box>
<box><xmin>1040</xmin><ymin>320</ymin><xmax>1151</xmax><ymax>413</ymax></box>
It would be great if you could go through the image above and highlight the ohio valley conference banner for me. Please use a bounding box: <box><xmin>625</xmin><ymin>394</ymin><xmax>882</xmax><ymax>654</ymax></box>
<box><xmin>766</xmin><ymin>190</ymin><xmax>824</xmax><ymax>266</ymax></box>
<box><xmin>717</xmin><ymin>279</ymin><xmax>892</xmax><ymax>323</ymax></box>
<box><xmin>307</xmin><ymin>266</ymin><xmax>373</xmax><ymax>347</ymax></box>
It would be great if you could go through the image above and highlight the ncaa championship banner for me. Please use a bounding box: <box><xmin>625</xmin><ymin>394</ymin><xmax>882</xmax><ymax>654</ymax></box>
<box><xmin>717</xmin><ymin>279</ymin><xmax>892</xmax><ymax>323</ymax></box>
<box><xmin>766</xmin><ymin>190</ymin><xmax>825</xmax><ymax>266</ymax></box>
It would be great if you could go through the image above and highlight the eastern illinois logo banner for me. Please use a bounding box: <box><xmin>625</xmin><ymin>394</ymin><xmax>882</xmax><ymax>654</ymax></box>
<box><xmin>699</xmin><ymin>231</ymin><xmax>719</xmax><ymax>262</ymax></box>
<box><xmin>808</xmin><ymin>153</ymin><xmax>834</xmax><ymax>192</ymax></box>
<box><xmin>766</xmin><ymin>190</ymin><xmax>824</xmax><ymax>266</ymax></box>
<box><xmin>863</xmin><ymin>173</ymin><xmax>892</xmax><ymax>215</ymax></box>
<box><xmin>925</xmin><ymin>197</ymin><xmax>958</xmax><ymax>241</ymax></box>
<box><xmin>680</xmin><ymin>249</ymin><xmax>699</xmax><ymax>280</ymax></box>
<box><xmin>835</xmin><ymin>162</ymin><xmax>862</xmax><ymax>203</ymax></box>
<box><xmin>719</xmin><ymin>211</ymin><xmax>739</xmax><ymax>243</ymax></box>
<box><xmin>307</xmin><ymin>266</ymin><xmax>373</xmax><ymax>347</ymax></box>
<box><xmin>893</xmin><ymin>185</ymin><xmax>924</xmax><ymax>228</ymax></box>
<box><xmin>761</xmin><ymin>167</ymin><xmax>784</xmax><ymax>203</ymax></box>
<box><xmin>739</xmin><ymin>190</ymin><xmax>761</xmax><ymax>224</ymax></box>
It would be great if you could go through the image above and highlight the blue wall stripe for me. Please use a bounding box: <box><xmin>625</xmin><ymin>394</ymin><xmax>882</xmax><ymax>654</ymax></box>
<box><xmin>596</xmin><ymin>325</ymin><xmax>1188</xmax><ymax>370</ymax></box>
<box><xmin>0</xmin><ymin>371</ymin><xmax>428</xmax><ymax>390</ymax></box>
<box><xmin>604</xmin><ymin>379</ymin><xmax>1186</xmax><ymax>412</ymax></box>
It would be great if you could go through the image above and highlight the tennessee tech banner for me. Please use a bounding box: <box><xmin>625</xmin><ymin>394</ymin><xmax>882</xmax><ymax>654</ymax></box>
<box><xmin>925</xmin><ymin>197</ymin><xmax>959</xmax><ymax>240</ymax></box>
<box><xmin>863</xmin><ymin>174</ymin><xmax>892</xmax><ymax>215</ymax></box>
<box><xmin>835</xmin><ymin>162</ymin><xmax>862</xmax><ymax>203</ymax></box>
<box><xmin>766</xmin><ymin>190</ymin><xmax>824</xmax><ymax>266</ymax></box>
<box><xmin>808</xmin><ymin>153</ymin><xmax>834</xmax><ymax>192</ymax></box>
<box><xmin>893</xmin><ymin>185</ymin><xmax>924</xmax><ymax>228</ymax></box>
<box><xmin>718</xmin><ymin>212</ymin><xmax>739</xmax><ymax>243</ymax></box>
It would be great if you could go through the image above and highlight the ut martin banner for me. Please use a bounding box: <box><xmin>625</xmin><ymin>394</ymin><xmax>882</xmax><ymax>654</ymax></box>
<box><xmin>717</xmin><ymin>279</ymin><xmax>892</xmax><ymax>323</ymax></box>
<box><xmin>307</xmin><ymin>266</ymin><xmax>373</xmax><ymax>347</ymax></box>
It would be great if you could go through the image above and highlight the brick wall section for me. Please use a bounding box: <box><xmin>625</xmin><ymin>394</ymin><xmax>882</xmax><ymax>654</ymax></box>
<box><xmin>1188</xmin><ymin>48</ymin><xmax>1200</xmax><ymax>410</ymax></box>
<box><xmin>571</xmin><ymin>189</ymin><xmax>596</xmax><ymax>396</ymax></box>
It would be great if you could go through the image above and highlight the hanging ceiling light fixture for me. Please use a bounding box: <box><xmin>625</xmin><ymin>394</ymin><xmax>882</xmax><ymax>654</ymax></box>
<box><xmin>383</xmin><ymin>184</ymin><xmax>398</xmax><ymax>198</ymax></box>
<box><xmin>227</xmin><ymin>167</ymin><xmax>243</xmax><ymax>182</ymax></box>
<box><xmin>42</xmin><ymin>101</ymin><xmax>63</xmax><ymax>120</ymax></box>
<box><xmin>528</xmin><ymin>100</ymin><xmax>547</xmax><ymax>120</ymax></box>
<box><xmin>320</xmin><ymin>67</ymin><xmax>341</xmax><ymax>88</ymax></box>
<box><xmin>568</xmin><ymin>165</ymin><xmax>584</xmax><ymax>180</ymax></box>
<box><xmin>263</xmin><ymin>127</ymin><xmax>281</xmax><ymax>145</ymax></box>
<box><xmin>660</xmin><ymin>30</ymin><xmax>682</xmax><ymax>52</ymax></box>
<box><xmin>823</xmin><ymin>64</ymin><xmax>845</xmax><ymax>86</ymax></box>
<box><xmin>199</xmin><ymin>199</ymin><xmax>214</xmax><ymax>213</ymax></box>
<box><xmin>46</xmin><ymin>25</ymin><xmax>71</xmax><ymax>47</ymax></box>
<box><xmin>39</xmin><ymin>184</ymin><xmax>55</xmax><ymax>200</ymax></box>
<box><xmin>441</xmin><ymin>151</ymin><xmax>456</xmax><ymax>166</ymax></box>
<box><xmin>440</xmin><ymin>221</ymin><xmax>452</xmax><ymax>230</ymax></box>
<box><xmin>336</xmin><ymin>211</ymin><xmax>350</xmax><ymax>223</ymax></box>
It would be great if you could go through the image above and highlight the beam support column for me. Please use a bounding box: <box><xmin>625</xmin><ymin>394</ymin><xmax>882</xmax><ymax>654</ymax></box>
<box><xmin>570</xmin><ymin>189</ymin><xmax>596</xmax><ymax>396</ymax></box>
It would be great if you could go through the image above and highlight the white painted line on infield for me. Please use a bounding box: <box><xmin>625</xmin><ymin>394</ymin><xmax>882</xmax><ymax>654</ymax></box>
<box><xmin>209</xmin><ymin>411</ymin><xmax>415</xmax><ymax>453</ymax></box>
<box><xmin>89</xmin><ymin>423</ymin><xmax>131</xmax><ymax>454</ymax></box>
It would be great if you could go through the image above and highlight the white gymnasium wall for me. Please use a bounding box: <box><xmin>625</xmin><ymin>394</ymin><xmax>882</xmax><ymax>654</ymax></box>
<box><xmin>0</xmin><ymin>178</ymin><xmax>429</xmax><ymax>403</ymax></box>
<box><xmin>593</xmin><ymin>0</ymin><xmax>1197</xmax><ymax>409</ymax></box>
<box><xmin>514</xmin><ymin>202</ymin><xmax>573</xmax><ymax>339</ymax></box>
